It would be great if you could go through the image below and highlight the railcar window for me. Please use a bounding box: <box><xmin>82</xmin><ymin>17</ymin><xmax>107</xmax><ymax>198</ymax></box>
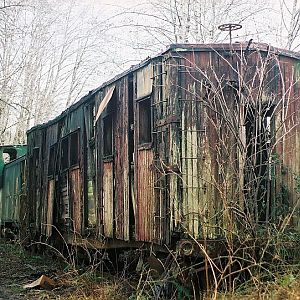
<box><xmin>103</xmin><ymin>114</ymin><xmax>113</xmax><ymax>156</ymax></box>
<box><xmin>138</xmin><ymin>97</ymin><xmax>152</xmax><ymax>144</ymax></box>
<box><xmin>48</xmin><ymin>144</ymin><xmax>57</xmax><ymax>176</ymax></box>
<box><xmin>70</xmin><ymin>131</ymin><xmax>79</xmax><ymax>166</ymax></box>
<box><xmin>61</xmin><ymin>137</ymin><xmax>69</xmax><ymax>170</ymax></box>
<box><xmin>2</xmin><ymin>148</ymin><xmax>17</xmax><ymax>163</ymax></box>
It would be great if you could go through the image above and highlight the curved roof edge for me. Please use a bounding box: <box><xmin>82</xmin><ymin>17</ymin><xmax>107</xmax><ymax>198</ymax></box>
<box><xmin>27</xmin><ymin>42</ymin><xmax>300</xmax><ymax>134</ymax></box>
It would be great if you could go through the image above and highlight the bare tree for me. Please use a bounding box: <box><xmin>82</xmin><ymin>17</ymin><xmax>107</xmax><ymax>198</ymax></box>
<box><xmin>0</xmin><ymin>0</ymin><xmax>124</xmax><ymax>144</ymax></box>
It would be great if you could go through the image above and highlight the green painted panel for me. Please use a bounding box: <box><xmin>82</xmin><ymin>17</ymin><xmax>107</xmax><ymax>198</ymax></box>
<box><xmin>0</xmin><ymin>156</ymin><xmax>26</xmax><ymax>225</ymax></box>
<box><xmin>0</xmin><ymin>145</ymin><xmax>27</xmax><ymax>188</ymax></box>
<box><xmin>0</xmin><ymin>145</ymin><xmax>26</xmax><ymax>226</ymax></box>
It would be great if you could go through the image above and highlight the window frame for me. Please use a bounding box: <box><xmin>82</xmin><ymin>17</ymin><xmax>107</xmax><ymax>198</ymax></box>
<box><xmin>137</xmin><ymin>96</ymin><xmax>152</xmax><ymax>148</ymax></box>
<box><xmin>48</xmin><ymin>143</ymin><xmax>57</xmax><ymax>177</ymax></box>
<box><xmin>69</xmin><ymin>131</ymin><xmax>80</xmax><ymax>168</ymax></box>
<box><xmin>102</xmin><ymin>114</ymin><xmax>113</xmax><ymax>158</ymax></box>
<box><xmin>60</xmin><ymin>129</ymin><xmax>80</xmax><ymax>171</ymax></box>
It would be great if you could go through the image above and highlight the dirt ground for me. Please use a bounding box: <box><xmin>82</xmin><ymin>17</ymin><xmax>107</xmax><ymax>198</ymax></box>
<box><xmin>0</xmin><ymin>239</ymin><xmax>56</xmax><ymax>299</ymax></box>
<box><xmin>0</xmin><ymin>239</ymin><xmax>129</xmax><ymax>300</ymax></box>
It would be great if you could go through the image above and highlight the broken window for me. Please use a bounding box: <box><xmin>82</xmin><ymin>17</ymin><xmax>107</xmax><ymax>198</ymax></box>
<box><xmin>103</xmin><ymin>114</ymin><xmax>113</xmax><ymax>156</ymax></box>
<box><xmin>70</xmin><ymin>131</ymin><xmax>79</xmax><ymax>167</ymax></box>
<box><xmin>138</xmin><ymin>97</ymin><xmax>152</xmax><ymax>144</ymax></box>
<box><xmin>48</xmin><ymin>144</ymin><xmax>57</xmax><ymax>176</ymax></box>
<box><xmin>2</xmin><ymin>148</ymin><xmax>17</xmax><ymax>163</ymax></box>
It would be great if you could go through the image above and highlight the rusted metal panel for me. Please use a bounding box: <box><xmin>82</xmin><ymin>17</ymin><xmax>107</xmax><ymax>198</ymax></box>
<box><xmin>70</xmin><ymin>168</ymin><xmax>82</xmax><ymax>233</ymax></box>
<box><xmin>103</xmin><ymin>161</ymin><xmax>114</xmax><ymax>238</ymax></box>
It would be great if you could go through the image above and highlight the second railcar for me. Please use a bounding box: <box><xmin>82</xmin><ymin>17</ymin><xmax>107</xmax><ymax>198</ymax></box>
<box><xmin>0</xmin><ymin>145</ymin><xmax>27</xmax><ymax>231</ymax></box>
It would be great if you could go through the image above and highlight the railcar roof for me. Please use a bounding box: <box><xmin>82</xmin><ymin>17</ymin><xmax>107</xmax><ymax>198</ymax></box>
<box><xmin>27</xmin><ymin>42</ymin><xmax>300</xmax><ymax>134</ymax></box>
<box><xmin>0</xmin><ymin>145</ymin><xmax>27</xmax><ymax>149</ymax></box>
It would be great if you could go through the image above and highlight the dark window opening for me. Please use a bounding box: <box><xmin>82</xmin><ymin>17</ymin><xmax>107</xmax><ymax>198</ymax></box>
<box><xmin>138</xmin><ymin>97</ymin><xmax>152</xmax><ymax>144</ymax></box>
<box><xmin>103</xmin><ymin>115</ymin><xmax>113</xmax><ymax>156</ymax></box>
<box><xmin>61</xmin><ymin>137</ymin><xmax>69</xmax><ymax>170</ymax></box>
<box><xmin>70</xmin><ymin>131</ymin><xmax>79</xmax><ymax>167</ymax></box>
<box><xmin>2</xmin><ymin>148</ymin><xmax>17</xmax><ymax>163</ymax></box>
<box><xmin>48</xmin><ymin>144</ymin><xmax>57</xmax><ymax>176</ymax></box>
<box><xmin>244</xmin><ymin>104</ymin><xmax>274</xmax><ymax>223</ymax></box>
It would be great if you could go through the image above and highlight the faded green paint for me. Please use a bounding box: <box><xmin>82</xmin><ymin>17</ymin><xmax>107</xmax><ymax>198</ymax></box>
<box><xmin>0</xmin><ymin>145</ymin><xmax>27</xmax><ymax>188</ymax></box>
<box><xmin>0</xmin><ymin>145</ymin><xmax>27</xmax><ymax>226</ymax></box>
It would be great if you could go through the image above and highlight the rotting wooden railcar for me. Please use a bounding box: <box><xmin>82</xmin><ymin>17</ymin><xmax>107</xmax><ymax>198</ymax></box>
<box><xmin>23</xmin><ymin>43</ymin><xmax>300</xmax><ymax>255</ymax></box>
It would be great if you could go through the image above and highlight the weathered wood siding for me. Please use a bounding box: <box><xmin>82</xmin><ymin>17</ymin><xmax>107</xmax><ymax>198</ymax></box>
<box><xmin>135</xmin><ymin>149</ymin><xmax>155</xmax><ymax>242</ymax></box>
<box><xmin>24</xmin><ymin>43</ymin><xmax>300</xmax><ymax>248</ymax></box>
<box><xmin>102</xmin><ymin>161</ymin><xmax>114</xmax><ymax>237</ymax></box>
<box><xmin>114</xmin><ymin>78</ymin><xmax>130</xmax><ymax>241</ymax></box>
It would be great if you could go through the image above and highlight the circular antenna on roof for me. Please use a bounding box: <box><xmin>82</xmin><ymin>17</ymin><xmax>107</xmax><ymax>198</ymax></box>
<box><xmin>218</xmin><ymin>23</ymin><xmax>242</xmax><ymax>45</ymax></box>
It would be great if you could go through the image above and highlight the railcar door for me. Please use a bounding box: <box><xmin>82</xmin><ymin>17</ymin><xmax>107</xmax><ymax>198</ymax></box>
<box><xmin>134</xmin><ymin>64</ymin><xmax>156</xmax><ymax>243</ymax></box>
<box><xmin>60</xmin><ymin>130</ymin><xmax>81</xmax><ymax>234</ymax></box>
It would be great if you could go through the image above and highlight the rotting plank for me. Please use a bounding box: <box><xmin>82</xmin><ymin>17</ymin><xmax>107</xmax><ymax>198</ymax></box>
<box><xmin>136</xmin><ymin>149</ymin><xmax>155</xmax><ymax>242</ymax></box>
<box><xmin>46</xmin><ymin>179</ymin><xmax>54</xmax><ymax>237</ymax></box>
<box><xmin>70</xmin><ymin>168</ymin><xmax>81</xmax><ymax>234</ymax></box>
<box><xmin>114</xmin><ymin>79</ymin><xmax>130</xmax><ymax>241</ymax></box>
<box><xmin>103</xmin><ymin>161</ymin><xmax>114</xmax><ymax>238</ymax></box>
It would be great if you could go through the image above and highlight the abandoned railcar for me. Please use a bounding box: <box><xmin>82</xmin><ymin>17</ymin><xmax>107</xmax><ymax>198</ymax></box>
<box><xmin>23</xmin><ymin>43</ymin><xmax>300</xmax><ymax>252</ymax></box>
<box><xmin>0</xmin><ymin>145</ymin><xmax>27</xmax><ymax>231</ymax></box>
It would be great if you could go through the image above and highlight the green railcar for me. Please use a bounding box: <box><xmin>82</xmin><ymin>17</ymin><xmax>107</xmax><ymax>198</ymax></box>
<box><xmin>0</xmin><ymin>145</ymin><xmax>27</xmax><ymax>230</ymax></box>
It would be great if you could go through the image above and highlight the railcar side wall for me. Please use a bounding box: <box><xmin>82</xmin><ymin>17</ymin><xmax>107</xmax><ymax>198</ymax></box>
<box><xmin>23</xmin><ymin>45</ymin><xmax>300</xmax><ymax>248</ymax></box>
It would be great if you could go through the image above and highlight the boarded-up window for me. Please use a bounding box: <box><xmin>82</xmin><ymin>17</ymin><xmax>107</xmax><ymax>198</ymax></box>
<box><xmin>138</xmin><ymin>97</ymin><xmax>152</xmax><ymax>144</ymax></box>
<box><xmin>70</xmin><ymin>131</ymin><xmax>79</xmax><ymax>167</ymax></box>
<box><xmin>48</xmin><ymin>144</ymin><xmax>57</xmax><ymax>176</ymax></box>
<box><xmin>61</xmin><ymin>137</ymin><xmax>69</xmax><ymax>170</ymax></box>
<box><xmin>103</xmin><ymin>115</ymin><xmax>113</xmax><ymax>156</ymax></box>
